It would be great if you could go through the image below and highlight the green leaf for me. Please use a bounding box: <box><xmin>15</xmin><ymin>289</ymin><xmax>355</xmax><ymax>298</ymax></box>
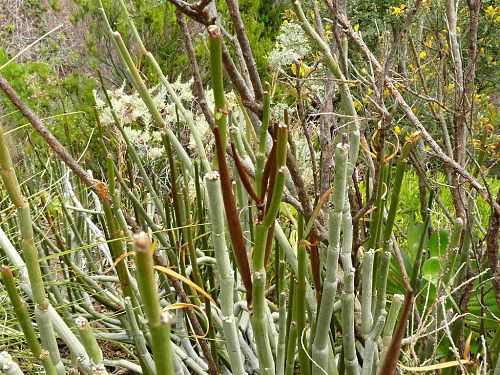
<box><xmin>429</xmin><ymin>229</ymin><xmax>449</xmax><ymax>257</ymax></box>
<box><xmin>422</xmin><ymin>257</ymin><xmax>440</xmax><ymax>282</ymax></box>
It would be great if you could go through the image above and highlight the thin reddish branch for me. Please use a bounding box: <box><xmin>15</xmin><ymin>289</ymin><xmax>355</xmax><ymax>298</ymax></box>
<box><xmin>230</xmin><ymin>143</ymin><xmax>260</xmax><ymax>203</ymax></box>
<box><xmin>214</xmin><ymin>127</ymin><xmax>253</xmax><ymax>306</ymax></box>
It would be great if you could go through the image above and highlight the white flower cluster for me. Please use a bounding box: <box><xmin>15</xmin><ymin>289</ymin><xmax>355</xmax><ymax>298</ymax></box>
<box><xmin>267</xmin><ymin>21</ymin><xmax>311</xmax><ymax>71</ymax></box>
<box><xmin>94</xmin><ymin>77</ymin><xmax>213</xmax><ymax>160</ymax></box>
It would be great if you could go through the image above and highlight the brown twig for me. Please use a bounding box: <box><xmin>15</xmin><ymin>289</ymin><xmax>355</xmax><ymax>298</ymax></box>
<box><xmin>176</xmin><ymin>10</ymin><xmax>215</xmax><ymax>130</ymax></box>
<box><xmin>230</xmin><ymin>143</ymin><xmax>260</xmax><ymax>203</ymax></box>
<box><xmin>379</xmin><ymin>288</ymin><xmax>413</xmax><ymax>375</ymax></box>
<box><xmin>213</xmin><ymin>127</ymin><xmax>253</xmax><ymax>306</ymax></box>
<box><xmin>225</xmin><ymin>0</ymin><xmax>263</xmax><ymax>101</ymax></box>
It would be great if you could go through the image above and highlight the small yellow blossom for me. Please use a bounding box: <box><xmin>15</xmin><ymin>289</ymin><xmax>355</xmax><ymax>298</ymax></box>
<box><xmin>394</xmin><ymin>125</ymin><xmax>402</xmax><ymax>135</ymax></box>
<box><xmin>366</xmin><ymin>88</ymin><xmax>374</xmax><ymax>96</ymax></box>
<box><xmin>432</xmin><ymin>102</ymin><xmax>440</xmax><ymax>111</ymax></box>
<box><xmin>383</xmin><ymin>88</ymin><xmax>390</xmax><ymax>99</ymax></box>
<box><xmin>419</xmin><ymin>51</ymin><xmax>427</xmax><ymax>59</ymax></box>
<box><xmin>485</xmin><ymin>5</ymin><xmax>499</xmax><ymax>18</ymax></box>
<box><xmin>474</xmin><ymin>94</ymin><xmax>482</xmax><ymax>102</ymax></box>
<box><xmin>424</xmin><ymin>36</ymin><xmax>434</xmax><ymax>48</ymax></box>
<box><xmin>354</xmin><ymin>24</ymin><xmax>360</xmax><ymax>32</ymax></box>
<box><xmin>412</xmin><ymin>107</ymin><xmax>418</xmax><ymax>115</ymax></box>
<box><xmin>447</xmin><ymin>82</ymin><xmax>455</xmax><ymax>91</ymax></box>
<box><xmin>353</xmin><ymin>100</ymin><xmax>362</xmax><ymax>111</ymax></box>
<box><xmin>291</xmin><ymin>61</ymin><xmax>313</xmax><ymax>77</ymax></box>
<box><xmin>480</xmin><ymin>47</ymin><xmax>485</xmax><ymax>54</ymax></box>
<box><xmin>389</xmin><ymin>4</ymin><xmax>407</xmax><ymax>16</ymax></box>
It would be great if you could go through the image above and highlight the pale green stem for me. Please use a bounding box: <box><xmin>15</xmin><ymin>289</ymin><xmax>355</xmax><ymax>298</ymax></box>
<box><xmin>361</xmin><ymin>249</ymin><xmax>375</xmax><ymax>339</ymax></box>
<box><xmin>205</xmin><ymin>172</ymin><xmax>245</xmax><ymax>375</ymax></box>
<box><xmin>0</xmin><ymin>352</ymin><xmax>24</xmax><ymax>375</ymax></box>
<box><xmin>0</xmin><ymin>122</ymin><xmax>64</xmax><ymax>374</ymax></box>
<box><xmin>378</xmin><ymin>294</ymin><xmax>404</xmax><ymax>374</ymax></box>
<box><xmin>75</xmin><ymin>316</ymin><xmax>104</xmax><ymax>365</ymax></box>
<box><xmin>340</xmin><ymin>200</ymin><xmax>359</xmax><ymax>374</ymax></box>
<box><xmin>311</xmin><ymin>143</ymin><xmax>348</xmax><ymax>375</ymax></box>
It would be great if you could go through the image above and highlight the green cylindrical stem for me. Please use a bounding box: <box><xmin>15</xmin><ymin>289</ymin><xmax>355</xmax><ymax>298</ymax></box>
<box><xmin>75</xmin><ymin>316</ymin><xmax>103</xmax><ymax>365</ymax></box>
<box><xmin>341</xmin><ymin>270</ymin><xmax>360</xmax><ymax>375</ymax></box>
<box><xmin>1</xmin><ymin>266</ymin><xmax>57</xmax><ymax>375</ymax></box>
<box><xmin>340</xmin><ymin>200</ymin><xmax>359</xmax><ymax>373</ymax></box>
<box><xmin>372</xmin><ymin>251</ymin><xmax>391</xmax><ymax>327</ymax></box>
<box><xmin>361</xmin><ymin>250</ymin><xmax>374</xmax><ymax>338</ymax></box>
<box><xmin>256</xmin><ymin>85</ymin><xmax>271</xmax><ymax>197</ymax></box>
<box><xmin>205</xmin><ymin>172</ymin><xmax>245</xmax><ymax>375</ymax></box>
<box><xmin>208</xmin><ymin>25</ymin><xmax>228</xmax><ymax>150</ymax></box>
<box><xmin>0</xmin><ymin>123</ymin><xmax>62</xmax><ymax>374</ymax></box>
<box><xmin>296</xmin><ymin>215</ymin><xmax>310</xmax><ymax>375</ymax></box>
<box><xmin>311</xmin><ymin>142</ymin><xmax>348</xmax><ymax>375</ymax></box>
<box><xmin>263</xmin><ymin>123</ymin><xmax>289</xmax><ymax>228</ymax></box>
<box><xmin>276</xmin><ymin>241</ymin><xmax>287</xmax><ymax>375</ymax></box>
<box><xmin>361</xmin><ymin>312</ymin><xmax>386</xmax><ymax>375</ymax></box>
<box><xmin>123</xmin><ymin>298</ymin><xmax>155</xmax><ymax>375</ymax></box>
<box><xmin>252</xmin><ymin>224</ymin><xmax>275</xmax><ymax>375</ymax></box>
<box><xmin>383</xmin><ymin>142</ymin><xmax>413</xmax><ymax>243</ymax></box>
<box><xmin>134</xmin><ymin>232</ymin><xmax>174</xmax><ymax>375</ymax></box>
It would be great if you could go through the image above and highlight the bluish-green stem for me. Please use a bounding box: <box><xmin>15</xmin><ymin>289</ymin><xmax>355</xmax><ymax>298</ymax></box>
<box><xmin>205</xmin><ymin>172</ymin><xmax>246</xmax><ymax>375</ymax></box>
<box><xmin>297</xmin><ymin>214</ymin><xmax>310</xmax><ymax>375</ymax></box>
<box><xmin>361</xmin><ymin>249</ymin><xmax>374</xmax><ymax>339</ymax></box>
<box><xmin>250</xmin><ymin>122</ymin><xmax>288</xmax><ymax>374</ymax></box>
<box><xmin>276</xmin><ymin>238</ymin><xmax>287</xmax><ymax>375</ymax></box>
<box><xmin>311</xmin><ymin>142</ymin><xmax>348</xmax><ymax>375</ymax></box>
<box><xmin>340</xmin><ymin>200</ymin><xmax>359</xmax><ymax>374</ymax></box>
<box><xmin>1</xmin><ymin>266</ymin><xmax>57</xmax><ymax>375</ymax></box>
<box><xmin>0</xmin><ymin>122</ymin><xmax>64</xmax><ymax>374</ymax></box>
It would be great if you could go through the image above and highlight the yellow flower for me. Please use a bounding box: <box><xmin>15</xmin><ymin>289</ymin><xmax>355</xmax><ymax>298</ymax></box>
<box><xmin>412</xmin><ymin>107</ymin><xmax>418</xmax><ymax>114</ymax></box>
<box><xmin>447</xmin><ymin>82</ymin><xmax>455</xmax><ymax>91</ymax></box>
<box><xmin>419</xmin><ymin>51</ymin><xmax>427</xmax><ymax>59</ymax></box>
<box><xmin>474</xmin><ymin>94</ymin><xmax>481</xmax><ymax>102</ymax></box>
<box><xmin>480</xmin><ymin>47</ymin><xmax>485</xmax><ymax>54</ymax></box>
<box><xmin>424</xmin><ymin>36</ymin><xmax>434</xmax><ymax>48</ymax></box>
<box><xmin>354</xmin><ymin>24</ymin><xmax>360</xmax><ymax>32</ymax></box>
<box><xmin>353</xmin><ymin>100</ymin><xmax>362</xmax><ymax>111</ymax></box>
<box><xmin>389</xmin><ymin>4</ymin><xmax>407</xmax><ymax>16</ymax></box>
<box><xmin>432</xmin><ymin>102</ymin><xmax>440</xmax><ymax>111</ymax></box>
<box><xmin>383</xmin><ymin>88</ymin><xmax>390</xmax><ymax>99</ymax></box>
<box><xmin>485</xmin><ymin>5</ymin><xmax>498</xmax><ymax>18</ymax></box>
<box><xmin>366</xmin><ymin>88</ymin><xmax>374</xmax><ymax>96</ymax></box>
<box><xmin>394</xmin><ymin>125</ymin><xmax>402</xmax><ymax>135</ymax></box>
<box><xmin>291</xmin><ymin>61</ymin><xmax>312</xmax><ymax>77</ymax></box>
